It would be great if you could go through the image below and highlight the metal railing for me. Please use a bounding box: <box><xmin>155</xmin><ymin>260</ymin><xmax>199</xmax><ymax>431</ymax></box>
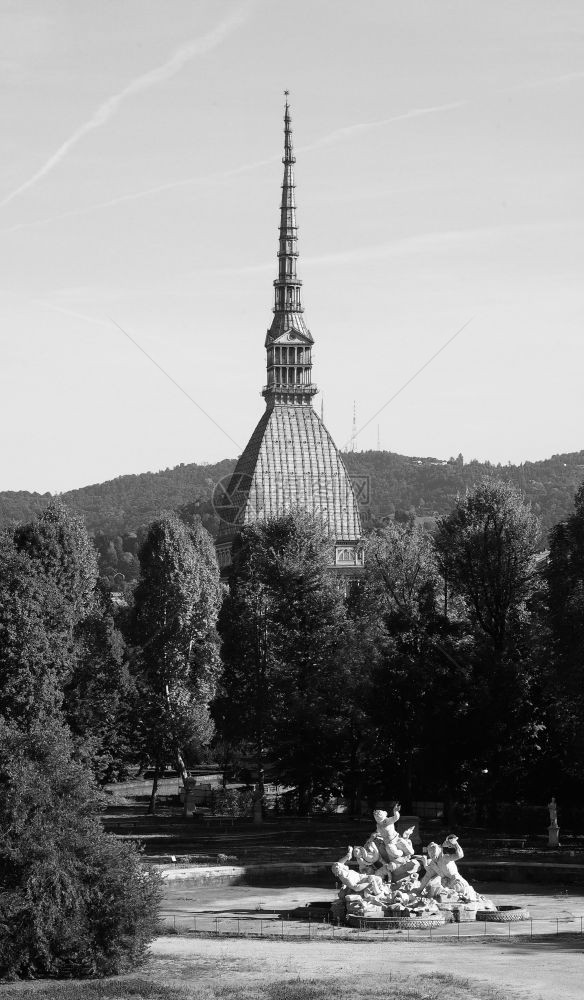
<box><xmin>158</xmin><ymin>912</ymin><xmax>584</xmax><ymax>942</ymax></box>
<box><xmin>262</xmin><ymin>383</ymin><xmax>318</xmax><ymax>393</ymax></box>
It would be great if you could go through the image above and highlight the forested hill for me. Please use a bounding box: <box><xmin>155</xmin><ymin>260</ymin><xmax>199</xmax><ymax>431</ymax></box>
<box><xmin>0</xmin><ymin>459</ymin><xmax>236</xmax><ymax>536</ymax></box>
<box><xmin>1</xmin><ymin>448</ymin><xmax>583</xmax><ymax>589</ymax></box>
<box><xmin>343</xmin><ymin>449</ymin><xmax>584</xmax><ymax>534</ymax></box>
<box><xmin>2</xmin><ymin>449</ymin><xmax>584</xmax><ymax>537</ymax></box>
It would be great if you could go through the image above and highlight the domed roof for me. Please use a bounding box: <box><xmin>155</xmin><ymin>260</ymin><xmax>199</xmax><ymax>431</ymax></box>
<box><xmin>216</xmin><ymin>404</ymin><xmax>361</xmax><ymax>544</ymax></box>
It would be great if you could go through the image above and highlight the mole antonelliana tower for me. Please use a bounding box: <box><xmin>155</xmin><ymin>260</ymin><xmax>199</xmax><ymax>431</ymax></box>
<box><xmin>215</xmin><ymin>96</ymin><xmax>362</xmax><ymax>575</ymax></box>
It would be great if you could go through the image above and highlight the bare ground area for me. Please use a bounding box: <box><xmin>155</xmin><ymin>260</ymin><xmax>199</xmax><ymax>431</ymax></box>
<box><xmin>148</xmin><ymin>931</ymin><xmax>583</xmax><ymax>1000</ymax></box>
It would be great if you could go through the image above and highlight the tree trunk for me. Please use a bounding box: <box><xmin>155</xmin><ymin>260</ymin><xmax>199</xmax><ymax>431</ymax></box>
<box><xmin>176</xmin><ymin>750</ymin><xmax>190</xmax><ymax>817</ymax></box>
<box><xmin>349</xmin><ymin>734</ymin><xmax>360</xmax><ymax>816</ymax></box>
<box><xmin>253</xmin><ymin>761</ymin><xmax>265</xmax><ymax>825</ymax></box>
<box><xmin>403</xmin><ymin>752</ymin><xmax>414</xmax><ymax>813</ymax></box>
<box><xmin>253</xmin><ymin>601</ymin><xmax>267</xmax><ymax>824</ymax></box>
<box><xmin>147</xmin><ymin>767</ymin><xmax>159</xmax><ymax>815</ymax></box>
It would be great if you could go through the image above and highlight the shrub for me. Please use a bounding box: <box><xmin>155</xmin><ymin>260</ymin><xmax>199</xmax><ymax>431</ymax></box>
<box><xmin>209</xmin><ymin>787</ymin><xmax>254</xmax><ymax>817</ymax></box>
<box><xmin>0</xmin><ymin>717</ymin><xmax>161</xmax><ymax>979</ymax></box>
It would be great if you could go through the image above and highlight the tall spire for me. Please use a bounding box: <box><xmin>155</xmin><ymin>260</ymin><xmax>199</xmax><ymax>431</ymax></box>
<box><xmin>263</xmin><ymin>93</ymin><xmax>317</xmax><ymax>407</ymax></box>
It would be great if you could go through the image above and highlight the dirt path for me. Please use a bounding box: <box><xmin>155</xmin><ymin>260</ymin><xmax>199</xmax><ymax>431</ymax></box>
<box><xmin>153</xmin><ymin>880</ymin><xmax>584</xmax><ymax>999</ymax></box>
<box><xmin>151</xmin><ymin>931</ymin><xmax>584</xmax><ymax>1000</ymax></box>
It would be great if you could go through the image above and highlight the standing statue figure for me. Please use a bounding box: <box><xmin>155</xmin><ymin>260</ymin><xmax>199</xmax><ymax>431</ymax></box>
<box><xmin>547</xmin><ymin>797</ymin><xmax>560</xmax><ymax>847</ymax></box>
<box><xmin>373</xmin><ymin>805</ymin><xmax>401</xmax><ymax>847</ymax></box>
<box><xmin>365</xmin><ymin>807</ymin><xmax>419</xmax><ymax>883</ymax></box>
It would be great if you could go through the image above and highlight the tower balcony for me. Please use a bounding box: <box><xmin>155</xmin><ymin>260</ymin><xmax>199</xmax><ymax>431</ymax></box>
<box><xmin>262</xmin><ymin>382</ymin><xmax>318</xmax><ymax>395</ymax></box>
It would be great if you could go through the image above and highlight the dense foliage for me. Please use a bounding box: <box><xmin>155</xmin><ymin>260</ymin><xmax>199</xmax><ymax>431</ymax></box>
<box><xmin>0</xmin><ymin>503</ymin><xmax>160</xmax><ymax>979</ymax></box>
<box><xmin>215</xmin><ymin>482</ymin><xmax>584</xmax><ymax>820</ymax></box>
<box><xmin>0</xmin><ymin>717</ymin><xmax>160</xmax><ymax>979</ymax></box>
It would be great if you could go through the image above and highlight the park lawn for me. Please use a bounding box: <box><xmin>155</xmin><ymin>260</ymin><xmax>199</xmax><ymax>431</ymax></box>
<box><xmin>0</xmin><ymin>970</ymin><xmax>517</xmax><ymax>1000</ymax></box>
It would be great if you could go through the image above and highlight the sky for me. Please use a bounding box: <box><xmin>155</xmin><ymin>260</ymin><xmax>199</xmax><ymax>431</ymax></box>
<box><xmin>1</xmin><ymin>0</ymin><xmax>583</xmax><ymax>493</ymax></box>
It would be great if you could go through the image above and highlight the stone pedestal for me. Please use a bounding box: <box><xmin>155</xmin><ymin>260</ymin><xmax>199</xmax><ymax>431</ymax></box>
<box><xmin>548</xmin><ymin>823</ymin><xmax>560</xmax><ymax>848</ymax></box>
<box><xmin>253</xmin><ymin>798</ymin><xmax>264</xmax><ymax>825</ymax></box>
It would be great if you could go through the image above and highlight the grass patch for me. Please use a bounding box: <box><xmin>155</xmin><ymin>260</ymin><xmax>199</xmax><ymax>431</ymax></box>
<box><xmin>0</xmin><ymin>982</ymin><xmax>190</xmax><ymax>1000</ymax></box>
<box><xmin>0</xmin><ymin>972</ymin><xmax>520</xmax><ymax>1000</ymax></box>
<box><xmin>222</xmin><ymin>976</ymin><xmax>521</xmax><ymax>1000</ymax></box>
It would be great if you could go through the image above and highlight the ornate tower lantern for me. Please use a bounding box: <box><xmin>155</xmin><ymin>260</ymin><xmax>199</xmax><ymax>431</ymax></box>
<box><xmin>263</xmin><ymin>96</ymin><xmax>316</xmax><ymax>406</ymax></box>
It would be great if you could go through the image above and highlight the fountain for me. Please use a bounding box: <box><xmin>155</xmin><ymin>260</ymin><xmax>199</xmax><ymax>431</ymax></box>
<box><xmin>331</xmin><ymin>805</ymin><xmax>527</xmax><ymax>927</ymax></box>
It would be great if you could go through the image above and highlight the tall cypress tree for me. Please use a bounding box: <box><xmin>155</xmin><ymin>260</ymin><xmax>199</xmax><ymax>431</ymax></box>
<box><xmin>132</xmin><ymin>513</ymin><xmax>221</xmax><ymax>812</ymax></box>
<box><xmin>11</xmin><ymin>501</ymin><xmax>133</xmax><ymax>779</ymax></box>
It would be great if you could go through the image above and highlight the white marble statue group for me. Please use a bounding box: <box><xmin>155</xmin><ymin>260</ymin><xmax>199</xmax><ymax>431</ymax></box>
<box><xmin>331</xmin><ymin>805</ymin><xmax>496</xmax><ymax>922</ymax></box>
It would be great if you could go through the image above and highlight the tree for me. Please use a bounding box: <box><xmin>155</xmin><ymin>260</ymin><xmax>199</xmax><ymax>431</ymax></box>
<box><xmin>64</xmin><ymin>587</ymin><xmax>136</xmax><ymax>782</ymax></box>
<box><xmin>435</xmin><ymin>478</ymin><xmax>541</xmax><ymax>662</ymax></box>
<box><xmin>13</xmin><ymin>499</ymin><xmax>98</xmax><ymax>620</ymax></box>
<box><xmin>0</xmin><ymin>504</ymin><xmax>161</xmax><ymax>980</ymax></box>
<box><xmin>0</xmin><ymin>715</ymin><xmax>160</xmax><ymax>979</ymax></box>
<box><xmin>365</xmin><ymin>519</ymin><xmax>439</xmax><ymax>627</ymax></box>
<box><xmin>0</xmin><ymin>531</ymin><xmax>69</xmax><ymax>725</ymax></box>
<box><xmin>132</xmin><ymin>513</ymin><xmax>221</xmax><ymax>812</ymax></box>
<box><xmin>8</xmin><ymin>502</ymin><xmax>133</xmax><ymax>780</ymax></box>
<box><xmin>353</xmin><ymin>521</ymin><xmax>470</xmax><ymax>808</ymax></box>
<box><xmin>434</xmin><ymin>478</ymin><xmax>544</xmax><ymax>803</ymax></box>
<box><xmin>216</xmin><ymin>513</ymin><xmax>356</xmax><ymax>815</ymax></box>
<box><xmin>544</xmin><ymin>482</ymin><xmax>584</xmax><ymax>782</ymax></box>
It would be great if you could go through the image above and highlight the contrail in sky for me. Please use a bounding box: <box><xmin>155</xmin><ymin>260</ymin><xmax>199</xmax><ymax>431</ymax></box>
<box><xmin>2</xmin><ymin>154</ymin><xmax>280</xmax><ymax>234</ymax></box>
<box><xmin>0</xmin><ymin>3</ymin><xmax>254</xmax><ymax>211</ymax></box>
<box><xmin>2</xmin><ymin>99</ymin><xmax>464</xmax><ymax>233</ymax></box>
<box><xmin>301</xmin><ymin>100</ymin><xmax>467</xmax><ymax>151</ymax></box>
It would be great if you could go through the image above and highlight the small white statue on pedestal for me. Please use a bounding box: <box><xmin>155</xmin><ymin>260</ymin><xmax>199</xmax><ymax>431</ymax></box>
<box><xmin>548</xmin><ymin>797</ymin><xmax>560</xmax><ymax>847</ymax></box>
